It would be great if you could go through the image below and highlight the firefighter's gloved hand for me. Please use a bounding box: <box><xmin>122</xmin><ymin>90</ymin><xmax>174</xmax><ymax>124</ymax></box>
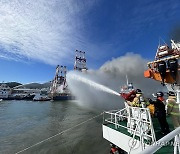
<box><xmin>147</xmin><ymin>98</ymin><xmax>153</xmax><ymax>103</ymax></box>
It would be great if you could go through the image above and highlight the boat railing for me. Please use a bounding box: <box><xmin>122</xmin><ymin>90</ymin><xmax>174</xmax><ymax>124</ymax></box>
<box><xmin>103</xmin><ymin>108</ymin><xmax>127</xmax><ymax>128</ymax></box>
<box><xmin>141</xmin><ymin>127</ymin><xmax>180</xmax><ymax>154</ymax></box>
<box><xmin>103</xmin><ymin>105</ymin><xmax>156</xmax><ymax>145</ymax></box>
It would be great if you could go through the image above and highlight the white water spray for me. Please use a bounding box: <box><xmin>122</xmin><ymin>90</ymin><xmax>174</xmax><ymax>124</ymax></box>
<box><xmin>68</xmin><ymin>73</ymin><xmax>120</xmax><ymax>96</ymax></box>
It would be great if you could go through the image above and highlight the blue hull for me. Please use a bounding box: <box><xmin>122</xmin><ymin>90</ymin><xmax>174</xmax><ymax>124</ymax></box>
<box><xmin>53</xmin><ymin>95</ymin><xmax>75</xmax><ymax>101</ymax></box>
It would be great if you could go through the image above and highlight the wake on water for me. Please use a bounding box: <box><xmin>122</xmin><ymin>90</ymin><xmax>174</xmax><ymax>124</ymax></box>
<box><xmin>67</xmin><ymin>73</ymin><xmax>120</xmax><ymax>96</ymax></box>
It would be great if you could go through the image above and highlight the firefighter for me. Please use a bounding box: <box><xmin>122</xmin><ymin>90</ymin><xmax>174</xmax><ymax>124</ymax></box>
<box><xmin>167</xmin><ymin>91</ymin><xmax>180</xmax><ymax>129</ymax></box>
<box><xmin>128</xmin><ymin>89</ymin><xmax>149</xmax><ymax>107</ymax></box>
<box><xmin>150</xmin><ymin>92</ymin><xmax>170</xmax><ymax>135</ymax></box>
<box><xmin>147</xmin><ymin>98</ymin><xmax>155</xmax><ymax>116</ymax></box>
<box><xmin>110</xmin><ymin>143</ymin><xmax>119</xmax><ymax>154</ymax></box>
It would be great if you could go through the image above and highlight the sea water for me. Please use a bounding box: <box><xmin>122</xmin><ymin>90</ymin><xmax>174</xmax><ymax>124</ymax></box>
<box><xmin>0</xmin><ymin>100</ymin><xmax>109</xmax><ymax>154</ymax></box>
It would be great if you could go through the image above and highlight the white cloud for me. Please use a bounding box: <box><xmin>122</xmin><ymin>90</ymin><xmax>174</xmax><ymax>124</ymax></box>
<box><xmin>0</xmin><ymin>0</ymin><xmax>97</xmax><ymax>65</ymax></box>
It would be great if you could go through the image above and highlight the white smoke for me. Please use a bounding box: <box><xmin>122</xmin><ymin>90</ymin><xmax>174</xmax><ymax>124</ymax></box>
<box><xmin>67</xmin><ymin>53</ymin><xmax>163</xmax><ymax>111</ymax></box>
<box><xmin>99</xmin><ymin>53</ymin><xmax>162</xmax><ymax>95</ymax></box>
<box><xmin>67</xmin><ymin>71</ymin><xmax>123</xmax><ymax>111</ymax></box>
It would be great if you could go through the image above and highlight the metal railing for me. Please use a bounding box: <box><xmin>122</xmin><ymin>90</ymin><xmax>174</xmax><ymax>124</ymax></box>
<box><xmin>103</xmin><ymin>103</ymin><xmax>156</xmax><ymax>153</ymax></box>
<box><xmin>103</xmin><ymin>105</ymin><xmax>156</xmax><ymax>147</ymax></box>
<box><xmin>103</xmin><ymin>105</ymin><xmax>180</xmax><ymax>154</ymax></box>
<box><xmin>141</xmin><ymin>127</ymin><xmax>180</xmax><ymax>154</ymax></box>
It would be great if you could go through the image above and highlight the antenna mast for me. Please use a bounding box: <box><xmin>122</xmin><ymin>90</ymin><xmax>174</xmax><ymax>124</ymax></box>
<box><xmin>126</xmin><ymin>74</ymin><xmax>129</xmax><ymax>86</ymax></box>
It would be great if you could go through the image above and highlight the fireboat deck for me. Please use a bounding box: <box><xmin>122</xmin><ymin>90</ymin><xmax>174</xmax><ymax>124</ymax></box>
<box><xmin>103</xmin><ymin>115</ymin><xmax>174</xmax><ymax>154</ymax></box>
<box><xmin>152</xmin><ymin>116</ymin><xmax>174</xmax><ymax>153</ymax></box>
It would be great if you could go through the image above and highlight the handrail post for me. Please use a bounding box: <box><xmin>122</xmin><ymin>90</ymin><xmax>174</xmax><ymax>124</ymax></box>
<box><xmin>174</xmin><ymin>134</ymin><xmax>180</xmax><ymax>154</ymax></box>
<box><xmin>115</xmin><ymin>113</ymin><xmax>117</xmax><ymax>129</ymax></box>
<box><xmin>141</xmin><ymin>127</ymin><xmax>180</xmax><ymax>154</ymax></box>
<box><xmin>111</xmin><ymin>113</ymin><xmax>112</xmax><ymax>123</ymax></box>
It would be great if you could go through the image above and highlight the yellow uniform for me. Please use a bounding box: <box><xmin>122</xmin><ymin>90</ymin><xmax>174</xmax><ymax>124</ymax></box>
<box><xmin>167</xmin><ymin>96</ymin><xmax>180</xmax><ymax>129</ymax></box>
<box><xmin>129</xmin><ymin>94</ymin><xmax>149</xmax><ymax>107</ymax></box>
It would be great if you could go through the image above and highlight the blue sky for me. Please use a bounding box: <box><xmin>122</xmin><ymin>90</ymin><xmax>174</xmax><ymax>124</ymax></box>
<box><xmin>0</xmin><ymin>0</ymin><xmax>180</xmax><ymax>83</ymax></box>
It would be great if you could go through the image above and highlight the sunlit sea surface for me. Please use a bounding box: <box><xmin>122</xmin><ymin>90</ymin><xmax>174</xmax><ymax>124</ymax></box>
<box><xmin>0</xmin><ymin>100</ymin><xmax>109</xmax><ymax>154</ymax></box>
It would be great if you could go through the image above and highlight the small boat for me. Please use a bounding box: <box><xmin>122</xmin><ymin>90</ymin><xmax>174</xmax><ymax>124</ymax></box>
<box><xmin>0</xmin><ymin>84</ymin><xmax>12</xmax><ymax>100</ymax></box>
<box><xmin>119</xmin><ymin>76</ymin><xmax>136</xmax><ymax>102</ymax></box>
<box><xmin>33</xmin><ymin>93</ymin><xmax>51</xmax><ymax>101</ymax></box>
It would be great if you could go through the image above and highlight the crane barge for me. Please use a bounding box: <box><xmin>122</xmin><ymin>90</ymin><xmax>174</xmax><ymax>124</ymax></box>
<box><xmin>49</xmin><ymin>65</ymin><xmax>75</xmax><ymax>101</ymax></box>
